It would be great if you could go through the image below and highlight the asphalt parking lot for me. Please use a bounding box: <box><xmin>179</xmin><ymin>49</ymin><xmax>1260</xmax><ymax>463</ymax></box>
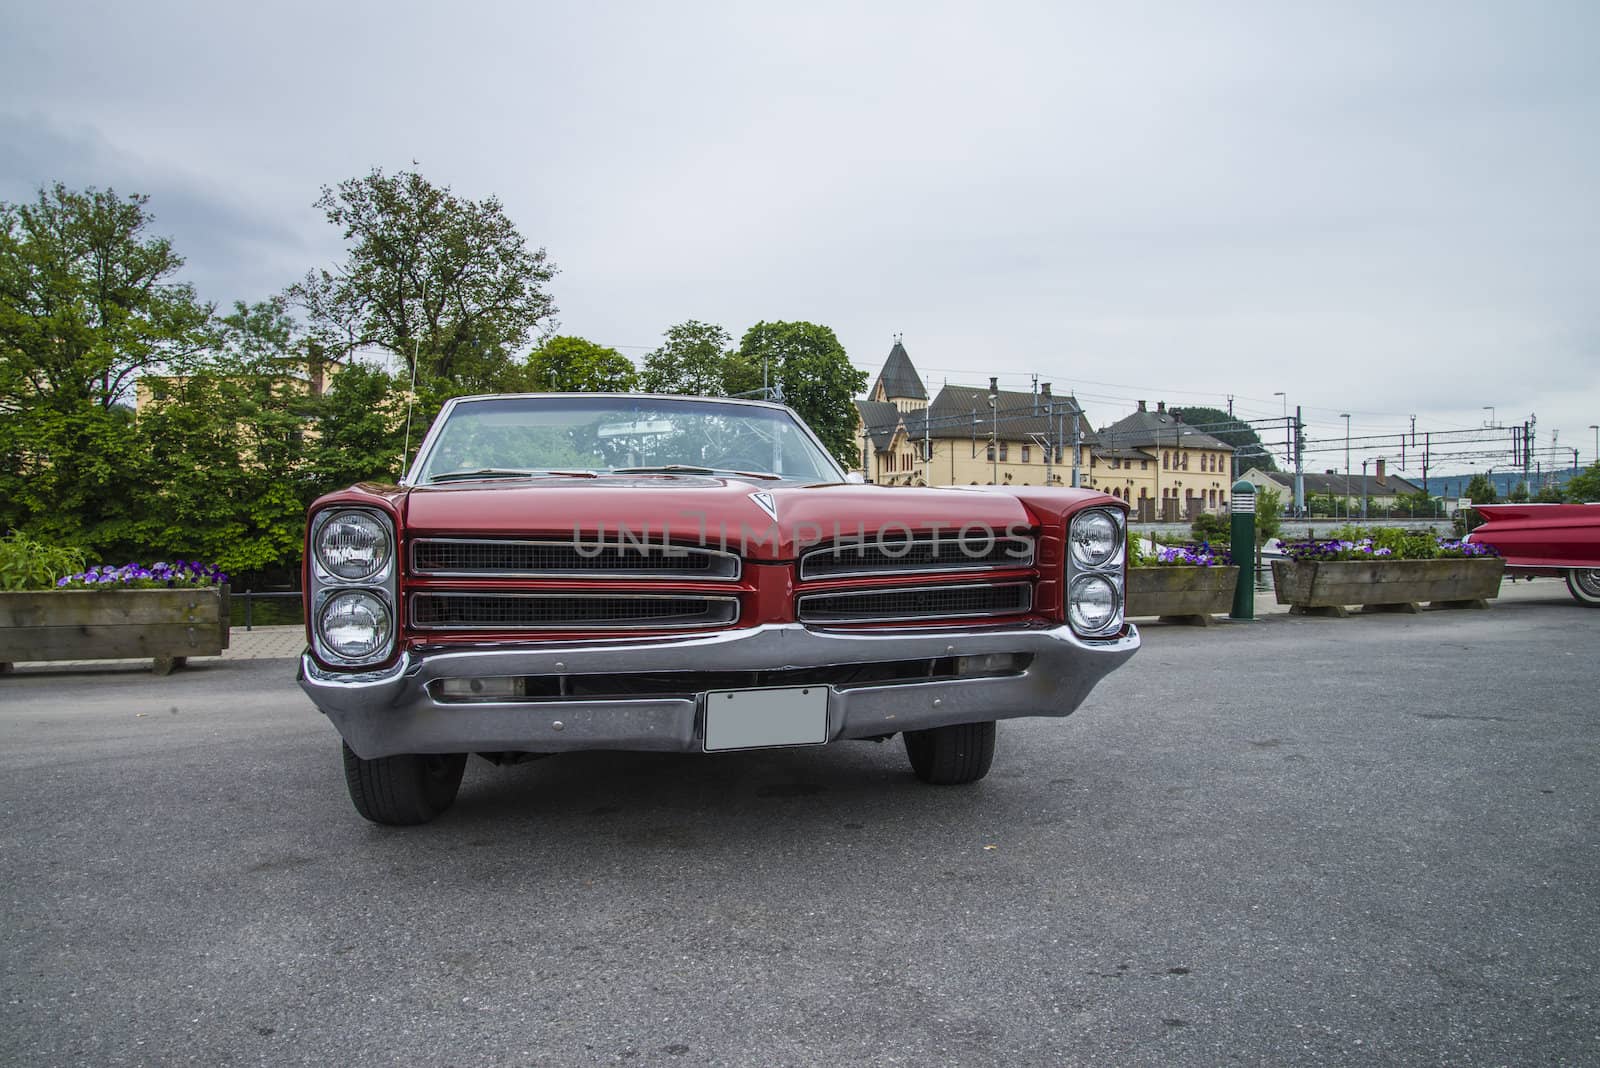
<box><xmin>2</xmin><ymin>586</ymin><xmax>1596</xmax><ymax>1067</ymax></box>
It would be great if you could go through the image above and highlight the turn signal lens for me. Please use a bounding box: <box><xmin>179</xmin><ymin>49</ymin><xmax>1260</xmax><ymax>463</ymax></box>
<box><xmin>1070</xmin><ymin>510</ymin><xmax>1120</xmax><ymax>567</ymax></box>
<box><xmin>318</xmin><ymin>591</ymin><xmax>393</xmax><ymax>661</ymax></box>
<box><xmin>316</xmin><ymin>511</ymin><xmax>391</xmax><ymax>580</ymax></box>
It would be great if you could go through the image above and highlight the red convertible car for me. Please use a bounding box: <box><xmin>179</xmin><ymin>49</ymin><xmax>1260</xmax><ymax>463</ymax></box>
<box><xmin>1466</xmin><ymin>503</ymin><xmax>1600</xmax><ymax>606</ymax></box>
<box><xmin>299</xmin><ymin>394</ymin><xmax>1140</xmax><ymax>824</ymax></box>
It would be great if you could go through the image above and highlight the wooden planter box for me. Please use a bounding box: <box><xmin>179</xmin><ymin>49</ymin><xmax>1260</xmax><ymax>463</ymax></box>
<box><xmin>0</xmin><ymin>586</ymin><xmax>230</xmax><ymax>674</ymax></box>
<box><xmin>1271</xmin><ymin>559</ymin><xmax>1504</xmax><ymax>617</ymax></box>
<box><xmin>1126</xmin><ymin>566</ymin><xmax>1241</xmax><ymax>626</ymax></box>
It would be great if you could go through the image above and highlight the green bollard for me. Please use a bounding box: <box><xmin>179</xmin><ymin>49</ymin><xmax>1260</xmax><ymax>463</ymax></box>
<box><xmin>1230</xmin><ymin>479</ymin><xmax>1256</xmax><ymax>620</ymax></box>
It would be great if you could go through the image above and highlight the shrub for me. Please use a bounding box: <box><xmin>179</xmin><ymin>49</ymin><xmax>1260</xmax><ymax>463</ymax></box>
<box><xmin>0</xmin><ymin>530</ymin><xmax>88</xmax><ymax>591</ymax></box>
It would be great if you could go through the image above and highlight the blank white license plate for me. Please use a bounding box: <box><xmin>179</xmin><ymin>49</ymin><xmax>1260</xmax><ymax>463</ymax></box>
<box><xmin>703</xmin><ymin>686</ymin><xmax>830</xmax><ymax>752</ymax></box>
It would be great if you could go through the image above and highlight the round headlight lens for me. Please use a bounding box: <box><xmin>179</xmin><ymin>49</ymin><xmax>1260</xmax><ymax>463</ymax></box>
<box><xmin>318</xmin><ymin>591</ymin><xmax>393</xmax><ymax>661</ymax></box>
<box><xmin>1068</xmin><ymin>574</ymin><xmax>1120</xmax><ymax>633</ymax></box>
<box><xmin>316</xmin><ymin>511</ymin><xmax>391</xmax><ymax>580</ymax></box>
<box><xmin>1070</xmin><ymin>510</ymin><xmax>1120</xmax><ymax>567</ymax></box>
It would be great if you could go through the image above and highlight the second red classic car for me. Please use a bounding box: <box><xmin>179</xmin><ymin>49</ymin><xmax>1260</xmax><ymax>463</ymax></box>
<box><xmin>299</xmin><ymin>394</ymin><xmax>1139</xmax><ymax>824</ymax></box>
<box><xmin>1466</xmin><ymin>502</ymin><xmax>1600</xmax><ymax>606</ymax></box>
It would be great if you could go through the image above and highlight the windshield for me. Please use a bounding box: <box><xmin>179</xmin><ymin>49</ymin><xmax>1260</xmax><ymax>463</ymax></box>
<box><xmin>412</xmin><ymin>395</ymin><xmax>845</xmax><ymax>484</ymax></box>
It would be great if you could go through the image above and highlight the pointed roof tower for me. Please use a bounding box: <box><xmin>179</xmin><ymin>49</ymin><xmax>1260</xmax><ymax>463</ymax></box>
<box><xmin>869</xmin><ymin>336</ymin><xmax>928</xmax><ymax>407</ymax></box>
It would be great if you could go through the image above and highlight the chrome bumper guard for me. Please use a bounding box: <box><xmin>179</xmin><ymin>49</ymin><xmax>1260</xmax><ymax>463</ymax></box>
<box><xmin>299</xmin><ymin>622</ymin><xmax>1140</xmax><ymax>759</ymax></box>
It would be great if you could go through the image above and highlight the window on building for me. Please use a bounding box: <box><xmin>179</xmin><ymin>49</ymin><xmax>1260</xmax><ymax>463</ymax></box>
<box><xmin>1141</xmin><ymin>460</ymin><xmax>1149</xmax><ymax>470</ymax></box>
<box><xmin>1181</xmin><ymin>452</ymin><xmax>1189</xmax><ymax>470</ymax></box>
<box><xmin>1163</xmin><ymin>452</ymin><xmax>1170</xmax><ymax>469</ymax></box>
<box><xmin>1021</xmin><ymin>444</ymin><xmax>1031</xmax><ymax>463</ymax></box>
<box><xmin>999</xmin><ymin>443</ymin><xmax>1009</xmax><ymax>461</ymax></box>
<box><xmin>986</xmin><ymin>444</ymin><xmax>995</xmax><ymax>462</ymax></box>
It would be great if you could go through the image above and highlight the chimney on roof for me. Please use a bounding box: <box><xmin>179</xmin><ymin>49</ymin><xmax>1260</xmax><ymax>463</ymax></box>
<box><xmin>1138</xmin><ymin>400</ymin><xmax>1147</xmax><ymax>412</ymax></box>
<box><xmin>1157</xmin><ymin>401</ymin><xmax>1166</xmax><ymax>414</ymax></box>
<box><xmin>1376</xmin><ymin>458</ymin><xmax>1387</xmax><ymax>486</ymax></box>
<box><xmin>1172</xmin><ymin>409</ymin><xmax>1184</xmax><ymax>423</ymax></box>
<box><xmin>1326</xmin><ymin>469</ymin><xmax>1337</xmax><ymax>475</ymax></box>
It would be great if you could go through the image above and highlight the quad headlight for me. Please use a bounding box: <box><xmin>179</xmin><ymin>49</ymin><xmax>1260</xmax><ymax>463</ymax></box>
<box><xmin>1069</xmin><ymin>510</ymin><xmax>1120</xmax><ymax>568</ymax></box>
<box><xmin>309</xmin><ymin>506</ymin><xmax>398</xmax><ymax>667</ymax></box>
<box><xmin>315</xmin><ymin>510</ymin><xmax>391</xmax><ymax>581</ymax></box>
<box><xmin>318</xmin><ymin>590</ymin><xmax>393</xmax><ymax>660</ymax></box>
<box><xmin>1068</xmin><ymin>574</ymin><xmax>1120</xmax><ymax>632</ymax></box>
<box><xmin>1066</xmin><ymin>507</ymin><xmax>1125</xmax><ymax>638</ymax></box>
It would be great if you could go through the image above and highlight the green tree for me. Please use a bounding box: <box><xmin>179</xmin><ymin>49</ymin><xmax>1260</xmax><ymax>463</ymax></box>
<box><xmin>1508</xmin><ymin>480</ymin><xmax>1530</xmax><ymax>502</ymax></box>
<box><xmin>1254</xmin><ymin>487</ymin><xmax>1283</xmax><ymax>549</ymax></box>
<box><xmin>288</xmin><ymin>168</ymin><xmax>558</xmax><ymax>390</ymax></box>
<box><xmin>306</xmin><ymin>361</ymin><xmax>407</xmax><ymax>490</ymax></box>
<box><xmin>640</xmin><ymin>320</ymin><xmax>736</xmax><ymax>395</ymax></box>
<box><xmin>519</xmin><ymin>335</ymin><xmax>637</xmax><ymax>392</ymax></box>
<box><xmin>1567</xmin><ymin>462</ymin><xmax>1600</xmax><ymax>503</ymax></box>
<box><xmin>1172</xmin><ymin>405</ymin><xmax>1277</xmax><ymax>472</ymax></box>
<box><xmin>1534</xmin><ymin>483</ymin><xmax>1566</xmax><ymax>503</ymax></box>
<box><xmin>1465</xmin><ymin>473</ymin><xmax>1498</xmax><ymax>505</ymax></box>
<box><xmin>1397</xmin><ymin>488</ymin><xmax>1438</xmax><ymax>518</ymax></box>
<box><xmin>0</xmin><ymin>183</ymin><xmax>214</xmax><ymax>408</ymax></box>
<box><xmin>733</xmin><ymin>321</ymin><xmax>867</xmax><ymax>466</ymax></box>
<box><xmin>0</xmin><ymin>184</ymin><xmax>213</xmax><ymax>556</ymax></box>
<box><xmin>134</xmin><ymin>372</ymin><xmax>309</xmax><ymax>575</ymax></box>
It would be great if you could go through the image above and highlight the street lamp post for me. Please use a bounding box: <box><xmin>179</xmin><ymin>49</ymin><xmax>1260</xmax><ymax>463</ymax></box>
<box><xmin>988</xmin><ymin>377</ymin><xmax>999</xmax><ymax>485</ymax></box>
<box><xmin>1341</xmin><ymin>413</ymin><xmax>1351</xmax><ymax>518</ymax></box>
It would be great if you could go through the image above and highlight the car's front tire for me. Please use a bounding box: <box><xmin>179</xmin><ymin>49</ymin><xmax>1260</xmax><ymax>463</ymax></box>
<box><xmin>341</xmin><ymin>743</ymin><xmax>468</xmax><ymax>825</ymax></box>
<box><xmin>1566</xmin><ymin>568</ymin><xmax>1600</xmax><ymax>607</ymax></box>
<box><xmin>903</xmin><ymin>721</ymin><xmax>996</xmax><ymax>785</ymax></box>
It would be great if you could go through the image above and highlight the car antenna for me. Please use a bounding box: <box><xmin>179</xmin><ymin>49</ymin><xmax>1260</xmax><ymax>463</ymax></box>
<box><xmin>399</xmin><ymin>282</ymin><xmax>425</xmax><ymax>478</ymax></box>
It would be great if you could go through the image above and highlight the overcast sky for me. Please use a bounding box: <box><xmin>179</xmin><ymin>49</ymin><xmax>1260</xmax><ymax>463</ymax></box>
<box><xmin>5</xmin><ymin>1</ymin><xmax>1597</xmax><ymax>477</ymax></box>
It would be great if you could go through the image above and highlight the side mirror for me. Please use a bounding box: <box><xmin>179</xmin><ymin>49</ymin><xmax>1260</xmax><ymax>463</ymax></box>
<box><xmin>845</xmin><ymin>472</ymin><xmax>866</xmax><ymax>484</ymax></box>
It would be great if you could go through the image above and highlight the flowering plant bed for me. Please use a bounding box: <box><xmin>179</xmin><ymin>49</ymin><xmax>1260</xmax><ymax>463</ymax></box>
<box><xmin>1</xmin><ymin>561</ymin><xmax>230</xmax><ymax>675</ymax></box>
<box><xmin>1125</xmin><ymin>540</ymin><xmax>1239</xmax><ymax>625</ymax></box>
<box><xmin>1126</xmin><ymin>564</ymin><xmax>1242</xmax><ymax>626</ymax></box>
<box><xmin>1272</xmin><ymin>536</ymin><xmax>1503</xmax><ymax>617</ymax></box>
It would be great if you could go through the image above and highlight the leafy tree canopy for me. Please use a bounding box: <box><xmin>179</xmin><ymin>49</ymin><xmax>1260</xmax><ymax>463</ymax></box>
<box><xmin>519</xmin><ymin>335</ymin><xmax>637</xmax><ymax>393</ymax></box>
<box><xmin>1464</xmin><ymin>473</ymin><xmax>1498</xmax><ymax>505</ymax></box>
<box><xmin>733</xmin><ymin>321</ymin><xmax>866</xmax><ymax>466</ymax></box>
<box><xmin>640</xmin><ymin>320</ymin><xmax>736</xmax><ymax>395</ymax></box>
<box><xmin>1567</xmin><ymin>462</ymin><xmax>1600</xmax><ymax>503</ymax></box>
<box><xmin>1173</xmin><ymin>405</ymin><xmax>1278</xmax><ymax>472</ymax></box>
<box><xmin>0</xmin><ymin>183</ymin><xmax>213</xmax><ymax>409</ymax></box>
<box><xmin>288</xmin><ymin>168</ymin><xmax>557</xmax><ymax>390</ymax></box>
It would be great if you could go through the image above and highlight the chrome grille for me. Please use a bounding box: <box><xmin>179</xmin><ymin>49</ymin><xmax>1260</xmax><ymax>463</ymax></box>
<box><xmin>411</xmin><ymin>592</ymin><xmax>740</xmax><ymax>631</ymax></box>
<box><xmin>411</xmin><ymin>538</ymin><xmax>740</xmax><ymax>581</ymax></box>
<box><xmin>796</xmin><ymin>583</ymin><xmax>1032</xmax><ymax>624</ymax></box>
<box><xmin>800</xmin><ymin>534</ymin><xmax>1033</xmax><ymax>580</ymax></box>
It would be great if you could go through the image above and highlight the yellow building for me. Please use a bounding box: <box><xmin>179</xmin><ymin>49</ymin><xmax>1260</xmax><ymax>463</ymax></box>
<box><xmin>134</xmin><ymin>353</ymin><xmax>343</xmax><ymax>412</ymax></box>
<box><xmin>857</xmin><ymin>341</ymin><xmax>1093</xmax><ymax>487</ymax></box>
<box><xmin>1089</xmin><ymin>400</ymin><xmax>1233</xmax><ymax>520</ymax></box>
<box><xmin>855</xmin><ymin>343</ymin><xmax>1235</xmax><ymax>518</ymax></box>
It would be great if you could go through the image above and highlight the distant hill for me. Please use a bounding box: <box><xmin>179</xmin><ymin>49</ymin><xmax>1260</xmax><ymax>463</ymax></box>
<box><xmin>1430</xmin><ymin>469</ymin><xmax>1575</xmax><ymax>499</ymax></box>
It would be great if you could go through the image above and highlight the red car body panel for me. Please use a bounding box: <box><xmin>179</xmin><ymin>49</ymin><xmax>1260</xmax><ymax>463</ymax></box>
<box><xmin>303</xmin><ymin>477</ymin><xmax>1121</xmax><ymax>672</ymax></box>
<box><xmin>1467</xmin><ymin>504</ymin><xmax>1600</xmax><ymax>571</ymax></box>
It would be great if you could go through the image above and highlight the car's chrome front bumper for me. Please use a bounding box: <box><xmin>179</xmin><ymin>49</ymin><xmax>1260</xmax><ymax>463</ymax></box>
<box><xmin>299</xmin><ymin>623</ymin><xmax>1140</xmax><ymax>758</ymax></box>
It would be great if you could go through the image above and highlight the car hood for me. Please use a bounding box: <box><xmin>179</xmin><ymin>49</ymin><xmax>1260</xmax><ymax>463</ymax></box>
<box><xmin>401</xmin><ymin>475</ymin><xmax>1040</xmax><ymax>560</ymax></box>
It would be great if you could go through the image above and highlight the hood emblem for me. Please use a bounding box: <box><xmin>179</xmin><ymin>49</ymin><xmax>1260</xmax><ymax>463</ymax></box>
<box><xmin>749</xmin><ymin>491</ymin><xmax>778</xmax><ymax>521</ymax></box>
